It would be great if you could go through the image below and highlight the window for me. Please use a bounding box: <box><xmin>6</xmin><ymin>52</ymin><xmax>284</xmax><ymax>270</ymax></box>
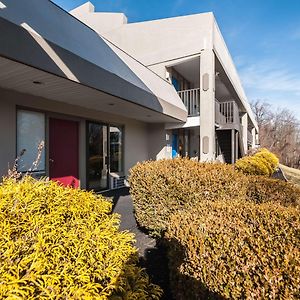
<box><xmin>86</xmin><ymin>122</ymin><xmax>108</xmax><ymax>191</ymax></box>
<box><xmin>110</xmin><ymin>126</ymin><xmax>123</xmax><ymax>173</ymax></box>
<box><xmin>17</xmin><ymin>109</ymin><xmax>45</xmax><ymax>173</ymax></box>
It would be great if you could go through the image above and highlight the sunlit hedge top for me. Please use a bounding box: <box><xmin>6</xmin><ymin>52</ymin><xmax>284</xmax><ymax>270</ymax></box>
<box><xmin>235</xmin><ymin>148</ymin><xmax>279</xmax><ymax>176</ymax></box>
<box><xmin>0</xmin><ymin>177</ymin><xmax>161</xmax><ymax>299</ymax></box>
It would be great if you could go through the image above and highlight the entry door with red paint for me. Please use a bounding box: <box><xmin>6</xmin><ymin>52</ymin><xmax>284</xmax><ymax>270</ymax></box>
<box><xmin>49</xmin><ymin>118</ymin><xmax>79</xmax><ymax>188</ymax></box>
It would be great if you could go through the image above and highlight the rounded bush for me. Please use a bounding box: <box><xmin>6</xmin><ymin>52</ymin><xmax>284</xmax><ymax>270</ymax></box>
<box><xmin>129</xmin><ymin>158</ymin><xmax>247</xmax><ymax>237</ymax></box>
<box><xmin>166</xmin><ymin>199</ymin><xmax>300</xmax><ymax>300</ymax></box>
<box><xmin>0</xmin><ymin>177</ymin><xmax>161</xmax><ymax>299</ymax></box>
<box><xmin>235</xmin><ymin>148</ymin><xmax>279</xmax><ymax>176</ymax></box>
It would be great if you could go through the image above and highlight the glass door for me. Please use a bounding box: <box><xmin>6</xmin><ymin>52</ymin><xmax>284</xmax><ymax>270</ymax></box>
<box><xmin>87</xmin><ymin>122</ymin><xmax>108</xmax><ymax>191</ymax></box>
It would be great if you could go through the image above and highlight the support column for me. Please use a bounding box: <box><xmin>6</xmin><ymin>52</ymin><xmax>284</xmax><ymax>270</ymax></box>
<box><xmin>199</xmin><ymin>49</ymin><xmax>215</xmax><ymax>162</ymax></box>
<box><xmin>241</xmin><ymin>113</ymin><xmax>248</xmax><ymax>153</ymax></box>
<box><xmin>251</xmin><ymin>127</ymin><xmax>256</xmax><ymax>148</ymax></box>
<box><xmin>235</xmin><ymin>131</ymin><xmax>239</xmax><ymax>160</ymax></box>
<box><xmin>231</xmin><ymin>129</ymin><xmax>235</xmax><ymax>164</ymax></box>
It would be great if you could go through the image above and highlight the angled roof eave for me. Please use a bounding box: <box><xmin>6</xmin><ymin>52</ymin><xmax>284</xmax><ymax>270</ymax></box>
<box><xmin>0</xmin><ymin>0</ymin><xmax>187</xmax><ymax>122</ymax></box>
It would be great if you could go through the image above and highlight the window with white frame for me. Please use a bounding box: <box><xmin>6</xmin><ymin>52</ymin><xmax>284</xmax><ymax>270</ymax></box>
<box><xmin>17</xmin><ymin>109</ymin><xmax>46</xmax><ymax>173</ymax></box>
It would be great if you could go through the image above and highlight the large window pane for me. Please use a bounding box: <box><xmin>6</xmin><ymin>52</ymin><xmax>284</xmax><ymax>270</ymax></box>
<box><xmin>110</xmin><ymin>126</ymin><xmax>123</xmax><ymax>173</ymax></box>
<box><xmin>17</xmin><ymin>110</ymin><xmax>45</xmax><ymax>172</ymax></box>
<box><xmin>87</xmin><ymin>122</ymin><xmax>108</xmax><ymax>191</ymax></box>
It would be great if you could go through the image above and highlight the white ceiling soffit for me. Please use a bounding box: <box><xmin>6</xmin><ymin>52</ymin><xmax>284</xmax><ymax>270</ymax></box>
<box><xmin>0</xmin><ymin>56</ymin><xmax>181</xmax><ymax>123</ymax></box>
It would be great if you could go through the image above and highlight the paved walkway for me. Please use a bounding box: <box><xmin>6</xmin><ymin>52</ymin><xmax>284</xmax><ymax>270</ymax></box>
<box><xmin>102</xmin><ymin>187</ymin><xmax>156</xmax><ymax>257</ymax></box>
<box><xmin>101</xmin><ymin>188</ymin><xmax>172</xmax><ymax>300</ymax></box>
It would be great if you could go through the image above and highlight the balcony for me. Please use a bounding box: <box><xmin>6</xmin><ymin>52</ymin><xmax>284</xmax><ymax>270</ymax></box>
<box><xmin>215</xmin><ymin>100</ymin><xmax>240</xmax><ymax>128</ymax></box>
<box><xmin>178</xmin><ymin>88</ymin><xmax>200</xmax><ymax>117</ymax></box>
<box><xmin>177</xmin><ymin>89</ymin><xmax>241</xmax><ymax>129</ymax></box>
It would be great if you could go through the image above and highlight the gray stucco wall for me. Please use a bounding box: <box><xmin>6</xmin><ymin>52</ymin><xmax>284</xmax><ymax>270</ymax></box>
<box><xmin>0</xmin><ymin>99</ymin><xmax>16</xmax><ymax>177</ymax></box>
<box><xmin>0</xmin><ymin>88</ymin><xmax>150</xmax><ymax>186</ymax></box>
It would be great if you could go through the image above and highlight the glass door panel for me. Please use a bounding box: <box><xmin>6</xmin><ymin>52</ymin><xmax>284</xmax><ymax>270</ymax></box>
<box><xmin>109</xmin><ymin>126</ymin><xmax>123</xmax><ymax>173</ymax></box>
<box><xmin>87</xmin><ymin>122</ymin><xmax>108</xmax><ymax>191</ymax></box>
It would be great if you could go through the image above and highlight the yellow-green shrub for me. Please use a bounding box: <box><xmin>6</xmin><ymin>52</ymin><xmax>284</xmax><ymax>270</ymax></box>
<box><xmin>235</xmin><ymin>148</ymin><xmax>279</xmax><ymax>176</ymax></box>
<box><xmin>129</xmin><ymin>158</ymin><xmax>247</xmax><ymax>237</ymax></box>
<box><xmin>246</xmin><ymin>175</ymin><xmax>300</xmax><ymax>207</ymax></box>
<box><xmin>166</xmin><ymin>199</ymin><xmax>300</xmax><ymax>300</ymax></box>
<box><xmin>0</xmin><ymin>176</ymin><xmax>162</xmax><ymax>299</ymax></box>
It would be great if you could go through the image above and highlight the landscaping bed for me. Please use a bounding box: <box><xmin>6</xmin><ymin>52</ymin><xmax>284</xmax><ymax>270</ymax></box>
<box><xmin>129</xmin><ymin>156</ymin><xmax>300</xmax><ymax>299</ymax></box>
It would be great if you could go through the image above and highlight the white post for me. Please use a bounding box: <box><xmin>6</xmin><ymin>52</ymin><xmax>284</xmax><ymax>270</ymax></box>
<box><xmin>199</xmin><ymin>49</ymin><xmax>215</xmax><ymax>161</ymax></box>
<box><xmin>241</xmin><ymin>113</ymin><xmax>248</xmax><ymax>153</ymax></box>
<box><xmin>251</xmin><ymin>128</ymin><xmax>256</xmax><ymax>148</ymax></box>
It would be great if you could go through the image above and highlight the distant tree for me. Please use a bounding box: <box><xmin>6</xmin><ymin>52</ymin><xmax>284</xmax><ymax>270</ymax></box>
<box><xmin>251</xmin><ymin>100</ymin><xmax>300</xmax><ymax>169</ymax></box>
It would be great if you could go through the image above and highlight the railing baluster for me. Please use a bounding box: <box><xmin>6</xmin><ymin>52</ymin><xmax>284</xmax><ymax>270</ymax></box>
<box><xmin>193</xmin><ymin>90</ymin><xmax>195</xmax><ymax>115</ymax></box>
<box><xmin>177</xmin><ymin>88</ymin><xmax>203</xmax><ymax>117</ymax></box>
<box><xmin>191</xmin><ymin>90</ymin><xmax>193</xmax><ymax>116</ymax></box>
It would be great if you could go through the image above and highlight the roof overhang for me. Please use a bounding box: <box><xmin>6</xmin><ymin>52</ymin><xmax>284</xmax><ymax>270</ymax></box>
<box><xmin>0</xmin><ymin>0</ymin><xmax>187</xmax><ymax>123</ymax></box>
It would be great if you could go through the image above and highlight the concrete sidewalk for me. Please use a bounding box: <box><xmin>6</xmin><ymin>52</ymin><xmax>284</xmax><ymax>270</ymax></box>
<box><xmin>101</xmin><ymin>188</ymin><xmax>173</xmax><ymax>300</ymax></box>
<box><xmin>102</xmin><ymin>187</ymin><xmax>156</xmax><ymax>257</ymax></box>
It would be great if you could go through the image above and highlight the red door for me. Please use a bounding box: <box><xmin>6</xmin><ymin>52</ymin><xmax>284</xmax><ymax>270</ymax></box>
<box><xmin>49</xmin><ymin>118</ymin><xmax>79</xmax><ymax>188</ymax></box>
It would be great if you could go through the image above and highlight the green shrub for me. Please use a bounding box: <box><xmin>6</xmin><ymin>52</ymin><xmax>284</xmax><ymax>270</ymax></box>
<box><xmin>166</xmin><ymin>199</ymin><xmax>300</xmax><ymax>300</ymax></box>
<box><xmin>246</xmin><ymin>175</ymin><xmax>300</xmax><ymax>207</ymax></box>
<box><xmin>129</xmin><ymin>158</ymin><xmax>247</xmax><ymax>237</ymax></box>
<box><xmin>235</xmin><ymin>148</ymin><xmax>279</xmax><ymax>176</ymax></box>
<box><xmin>0</xmin><ymin>176</ymin><xmax>162</xmax><ymax>299</ymax></box>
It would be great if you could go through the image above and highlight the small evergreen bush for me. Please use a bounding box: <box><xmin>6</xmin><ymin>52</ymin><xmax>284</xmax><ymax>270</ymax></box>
<box><xmin>235</xmin><ymin>148</ymin><xmax>279</xmax><ymax>176</ymax></box>
<box><xmin>0</xmin><ymin>176</ymin><xmax>161</xmax><ymax>299</ymax></box>
<box><xmin>166</xmin><ymin>199</ymin><xmax>300</xmax><ymax>300</ymax></box>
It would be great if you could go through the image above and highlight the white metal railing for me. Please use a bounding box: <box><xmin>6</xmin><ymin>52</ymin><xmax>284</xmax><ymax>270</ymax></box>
<box><xmin>178</xmin><ymin>88</ymin><xmax>200</xmax><ymax>117</ymax></box>
<box><xmin>215</xmin><ymin>100</ymin><xmax>239</xmax><ymax>125</ymax></box>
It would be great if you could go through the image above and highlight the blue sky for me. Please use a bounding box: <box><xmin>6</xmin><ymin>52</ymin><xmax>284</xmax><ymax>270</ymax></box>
<box><xmin>53</xmin><ymin>0</ymin><xmax>300</xmax><ymax>118</ymax></box>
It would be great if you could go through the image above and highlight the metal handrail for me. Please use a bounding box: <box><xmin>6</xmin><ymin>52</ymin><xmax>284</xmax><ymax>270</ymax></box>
<box><xmin>178</xmin><ymin>88</ymin><xmax>200</xmax><ymax>117</ymax></box>
<box><xmin>215</xmin><ymin>100</ymin><xmax>239</xmax><ymax>125</ymax></box>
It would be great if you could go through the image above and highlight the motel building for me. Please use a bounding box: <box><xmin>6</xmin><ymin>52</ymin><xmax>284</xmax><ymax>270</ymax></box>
<box><xmin>0</xmin><ymin>1</ymin><xmax>258</xmax><ymax>191</ymax></box>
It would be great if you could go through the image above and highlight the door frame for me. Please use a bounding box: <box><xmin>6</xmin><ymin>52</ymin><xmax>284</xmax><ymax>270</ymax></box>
<box><xmin>49</xmin><ymin>117</ymin><xmax>80</xmax><ymax>187</ymax></box>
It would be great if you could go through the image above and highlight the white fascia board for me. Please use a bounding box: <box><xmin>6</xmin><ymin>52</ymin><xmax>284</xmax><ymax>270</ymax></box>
<box><xmin>165</xmin><ymin>116</ymin><xmax>200</xmax><ymax>130</ymax></box>
<box><xmin>213</xmin><ymin>19</ymin><xmax>258</xmax><ymax>130</ymax></box>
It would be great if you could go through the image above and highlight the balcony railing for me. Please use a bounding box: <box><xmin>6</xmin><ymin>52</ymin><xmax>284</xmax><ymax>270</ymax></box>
<box><xmin>177</xmin><ymin>90</ymin><xmax>240</xmax><ymax>127</ymax></box>
<box><xmin>178</xmin><ymin>88</ymin><xmax>200</xmax><ymax>117</ymax></box>
<box><xmin>215</xmin><ymin>100</ymin><xmax>240</xmax><ymax>126</ymax></box>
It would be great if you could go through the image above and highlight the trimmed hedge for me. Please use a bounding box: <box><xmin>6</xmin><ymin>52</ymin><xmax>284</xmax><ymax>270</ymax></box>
<box><xmin>129</xmin><ymin>158</ymin><xmax>300</xmax><ymax>299</ymax></box>
<box><xmin>129</xmin><ymin>158</ymin><xmax>299</xmax><ymax>237</ymax></box>
<box><xmin>235</xmin><ymin>148</ymin><xmax>279</xmax><ymax>176</ymax></box>
<box><xmin>129</xmin><ymin>158</ymin><xmax>247</xmax><ymax>237</ymax></box>
<box><xmin>247</xmin><ymin>175</ymin><xmax>300</xmax><ymax>207</ymax></box>
<box><xmin>0</xmin><ymin>177</ymin><xmax>162</xmax><ymax>299</ymax></box>
<box><xmin>166</xmin><ymin>199</ymin><xmax>300</xmax><ymax>300</ymax></box>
